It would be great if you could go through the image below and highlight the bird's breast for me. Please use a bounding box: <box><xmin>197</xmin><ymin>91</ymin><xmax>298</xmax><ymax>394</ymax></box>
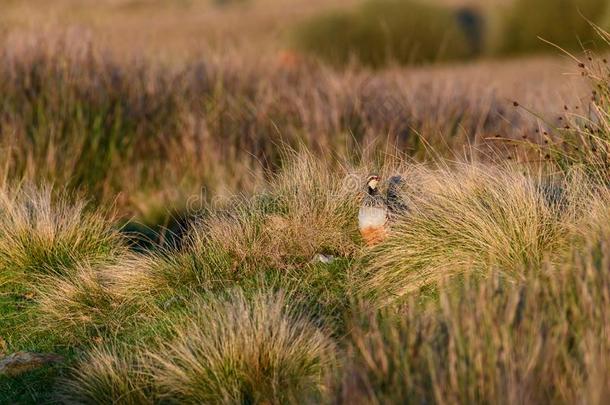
<box><xmin>358</xmin><ymin>206</ymin><xmax>388</xmax><ymax>229</ymax></box>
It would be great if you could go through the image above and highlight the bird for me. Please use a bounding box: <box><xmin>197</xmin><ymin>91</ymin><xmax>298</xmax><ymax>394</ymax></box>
<box><xmin>358</xmin><ymin>174</ymin><xmax>389</xmax><ymax>246</ymax></box>
<box><xmin>358</xmin><ymin>174</ymin><xmax>410</xmax><ymax>246</ymax></box>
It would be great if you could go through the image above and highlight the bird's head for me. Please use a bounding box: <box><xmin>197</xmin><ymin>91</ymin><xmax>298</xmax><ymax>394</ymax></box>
<box><xmin>366</xmin><ymin>174</ymin><xmax>380</xmax><ymax>193</ymax></box>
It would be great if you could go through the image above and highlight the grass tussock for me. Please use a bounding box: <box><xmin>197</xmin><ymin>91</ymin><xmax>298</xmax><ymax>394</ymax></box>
<box><xmin>58</xmin><ymin>345</ymin><xmax>155</xmax><ymax>405</ymax></box>
<box><xmin>149</xmin><ymin>289</ymin><xmax>336</xmax><ymax>404</ymax></box>
<box><xmin>186</xmin><ymin>152</ymin><xmax>361</xmax><ymax>276</ymax></box>
<box><xmin>342</xmin><ymin>237</ymin><xmax>610</xmax><ymax>404</ymax></box>
<box><xmin>0</xmin><ymin>186</ymin><xmax>123</xmax><ymax>290</ymax></box>
<box><xmin>33</xmin><ymin>262</ymin><xmax>148</xmax><ymax>343</ymax></box>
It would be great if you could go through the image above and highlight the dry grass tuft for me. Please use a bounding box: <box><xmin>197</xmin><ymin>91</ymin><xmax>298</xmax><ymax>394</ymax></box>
<box><xmin>185</xmin><ymin>151</ymin><xmax>361</xmax><ymax>276</ymax></box>
<box><xmin>0</xmin><ymin>185</ymin><xmax>124</xmax><ymax>290</ymax></box>
<box><xmin>58</xmin><ymin>345</ymin><xmax>154</xmax><ymax>405</ymax></box>
<box><xmin>148</xmin><ymin>289</ymin><xmax>336</xmax><ymax>404</ymax></box>
<box><xmin>33</xmin><ymin>262</ymin><xmax>149</xmax><ymax>343</ymax></box>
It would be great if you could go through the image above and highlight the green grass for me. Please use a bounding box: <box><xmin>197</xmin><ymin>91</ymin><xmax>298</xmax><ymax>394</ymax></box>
<box><xmin>0</xmin><ymin>186</ymin><xmax>123</xmax><ymax>404</ymax></box>
<box><xmin>0</xmin><ymin>186</ymin><xmax>125</xmax><ymax>291</ymax></box>
<box><xmin>0</xmin><ymin>290</ymin><xmax>71</xmax><ymax>404</ymax></box>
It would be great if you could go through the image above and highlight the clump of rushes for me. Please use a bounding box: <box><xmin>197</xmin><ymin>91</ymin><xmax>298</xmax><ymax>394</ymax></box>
<box><xmin>355</xmin><ymin>163</ymin><xmax>580</xmax><ymax>305</ymax></box>
<box><xmin>148</xmin><ymin>289</ymin><xmax>336</xmax><ymax>404</ymax></box>
<box><xmin>342</xmin><ymin>236</ymin><xmax>610</xmax><ymax>404</ymax></box>
<box><xmin>522</xmin><ymin>31</ymin><xmax>610</xmax><ymax>181</ymax></box>
<box><xmin>0</xmin><ymin>186</ymin><xmax>124</xmax><ymax>290</ymax></box>
<box><xmin>58</xmin><ymin>345</ymin><xmax>155</xmax><ymax>405</ymax></box>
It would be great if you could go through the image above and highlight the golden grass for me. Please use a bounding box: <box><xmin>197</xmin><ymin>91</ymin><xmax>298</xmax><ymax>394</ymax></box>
<box><xmin>354</xmin><ymin>163</ymin><xmax>599</xmax><ymax>305</ymax></box>
<box><xmin>342</xmin><ymin>237</ymin><xmax>610</xmax><ymax>404</ymax></box>
<box><xmin>0</xmin><ymin>185</ymin><xmax>124</xmax><ymax>289</ymax></box>
<box><xmin>149</xmin><ymin>289</ymin><xmax>336</xmax><ymax>404</ymax></box>
<box><xmin>33</xmin><ymin>261</ymin><xmax>154</xmax><ymax>344</ymax></box>
<box><xmin>58</xmin><ymin>345</ymin><xmax>154</xmax><ymax>404</ymax></box>
<box><xmin>0</xmin><ymin>29</ymin><xmax>588</xmax><ymax>220</ymax></box>
<box><xmin>184</xmin><ymin>151</ymin><xmax>362</xmax><ymax>274</ymax></box>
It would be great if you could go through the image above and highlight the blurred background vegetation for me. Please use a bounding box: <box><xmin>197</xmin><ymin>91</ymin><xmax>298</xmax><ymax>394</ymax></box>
<box><xmin>293</xmin><ymin>0</ymin><xmax>610</xmax><ymax>67</ymax></box>
<box><xmin>292</xmin><ymin>0</ymin><xmax>473</xmax><ymax>67</ymax></box>
<box><xmin>496</xmin><ymin>0</ymin><xmax>609</xmax><ymax>55</ymax></box>
<box><xmin>1</xmin><ymin>0</ymin><xmax>608</xmax><ymax>67</ymax></box>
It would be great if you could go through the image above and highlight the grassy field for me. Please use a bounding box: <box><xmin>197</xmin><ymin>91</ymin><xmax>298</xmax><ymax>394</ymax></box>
<box><xmin>2</xmin><ymin>1</ymin><xmax>610</xmax><ymax>404</ymax></box>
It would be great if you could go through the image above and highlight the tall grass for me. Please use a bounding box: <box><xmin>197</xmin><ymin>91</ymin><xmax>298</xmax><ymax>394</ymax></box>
<box><xmin>3</xmin><ymin>150</ymin><xmax>610</xmax><ymax>402</ymax></box>
<box><xmin>355</xmin><ymin>163</ymin><xmax>593</xmax><ymax>305</ymax></box>
<box><xmin>342</xmin><ymin>236</ymin><xmax>610</xmax><ymax>404</ymax></box>
<box><xmin>0</xmin><ymin>30</ymin><xmax>555</xmax><ymax>220</ymax></box>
